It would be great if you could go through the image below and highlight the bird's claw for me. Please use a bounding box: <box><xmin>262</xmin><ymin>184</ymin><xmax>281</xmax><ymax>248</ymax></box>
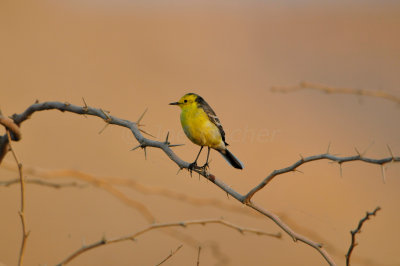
<box><xmin>189</xmin><ymin>162</ymin><xmax>198</xmax><ymax>170</ymax></box>
<box><xmin>188</xmin><ymin>162</ymin><xmax>198</xmax><ymax>176</ymax></box>
<box><xmin>201</xmin><ymin>162</ymin><xmax>209</xmax><ymax>171</ymax></box>
<box><xmin>188</xmin><ymin>161</ymin><xmax>210</xmax><ymax>177</ymax></box>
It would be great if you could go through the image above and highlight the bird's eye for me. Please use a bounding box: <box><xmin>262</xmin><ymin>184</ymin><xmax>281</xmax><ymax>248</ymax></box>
<box><xmin>184</xmin><ymin>99</ymin><xmax>187</xmax><ymax>103</ymax></box>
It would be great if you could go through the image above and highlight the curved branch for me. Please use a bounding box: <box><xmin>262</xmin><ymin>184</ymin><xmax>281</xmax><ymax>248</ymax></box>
<box><xmin>56</xmin><ymin>219</ymin><xmax>280</xmax><ymax>265</ymax></box>
<box><xmin>244</xmin><ymin>153</ymin><xmax>400</xmax><ymax>202</ymax></box>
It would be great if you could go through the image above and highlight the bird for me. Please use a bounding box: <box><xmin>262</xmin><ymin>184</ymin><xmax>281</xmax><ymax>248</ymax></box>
<box><xmin>169</xmin><ymin>93</ymin><xmax>244</xmax><ymax>170</ymax></box>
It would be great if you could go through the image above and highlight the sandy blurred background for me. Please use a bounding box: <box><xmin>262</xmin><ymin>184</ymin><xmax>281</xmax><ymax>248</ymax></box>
<box><xmin>1</xmin><ymin>0</ymin><xmax>400</xmax><ymax>265</ymax></box>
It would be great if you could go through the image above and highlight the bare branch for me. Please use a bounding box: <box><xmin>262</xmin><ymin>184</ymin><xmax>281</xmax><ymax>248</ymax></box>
<box><xmin>155</xmin><ymin>244</ymin><xmax>183</xmax><ymax>266</ymax></box>
<box><xmin>6</xmin><ymin>131</ymin><xmax>29</xmax><ymax>266</ymax></box>
<box><xmin>345</xmin><ymin>207</ymin><xmax>381</xmax><ymax>266</ymax></box>
<box><xmin>271</xmin><ymin>81</ymin><xmax>400</xmax><ymax>104</ymax></box>
<box><xmin>0</xmin><ymin>178</ymin><xmax>86</xmax><ymax>189</ymax></box>
<box><xmin>56</xmin><ymin>219</ymin><xmax>279</xmax><ymax>265</ymax></box>
<box><xmin>244</xmin><ymin>153</ymin><xmax>400</xmax><ymax>203</ymax></box>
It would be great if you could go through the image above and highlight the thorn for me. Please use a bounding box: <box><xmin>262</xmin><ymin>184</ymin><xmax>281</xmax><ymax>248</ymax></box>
<box><xmin>326</xmin><ymin>141</ymin><xmax>331</xmax><ymax>154</ymax></box>
<box><xmin>293</xmin><ymin>169</ymin><xmax>304</xmax><ymax>174</ymax></box>
<box><xmin>101</xmin><ymin>233</ymin><xmax>107</xmax><ymax>243</ymax></box>
<box><xmin>381</xmin><ymin>165</ymin><xmax>386</xmax><ymax>184</ymax></box>
<box><xmin>98</xmin><ymin>123</ymin><xmax>110</xmax><ymax>134</ymax></box>
<box><xmin>354</xmin><ymin>147</ymin><xmax>361</xmax><ymax>157</ymax></box>
<box><xmin>136</xmin><ymin>108</ymin><xmax>148</xmax><ymax>126</ymax></box>
<box><xmin>362</xmin><ymin>141</ymin><xmax>374</xmax><ymax>156</ymax></box>
<box><xmin>386</xmin><ymin>144</ymin><xmax>394</xmax><ymax>160</ymax></box>
<box><xmin>100</xmin><ymin>108</ymin><xmax>112</xmax><ymax>123</ymax></box>
<box><xmin>131</xmin><ymin>144</ymin><xmax>142</xmax><ymax>151</ymax></box>
<box><xmin>139</xmin><ymin>128</ymin><xmax>156</xmax><ymax>138</ymax></box>
<box><xmin>165</xmin><ymin>131</ymin><xmax>170</xmax><ymax>144</ymax></box>
<box><xmin>226</xmin><ymin>192</ymin><xmax>229</xmax><ymax>199</ymax></box>
<box><xmin>168</xmin><ymin>144</ymin><xmax>185</xmax><ymax>148</ymax></box>
<box><xmin>82</xmin><ymin>97</ymin><xmax>89</xmax><ymax>115</ymax></box>
<box><xmin>176</xmin><ymin>167</ymin><xmax>183</xmax><ymax>175</ymax></box>
<box><xmin>144</xmin><ymin>147</ymin><xmax>147</xmax><ymax>160</ymax></box>
<box><xmin>339</xmin><ymin>162</ymin><xmax>343</xmax><ymax>178</ymax></box>
<box><xmin>34</xmin><ymin>99</ymin><xmax>39</xmax><ymax>104</ymax></box>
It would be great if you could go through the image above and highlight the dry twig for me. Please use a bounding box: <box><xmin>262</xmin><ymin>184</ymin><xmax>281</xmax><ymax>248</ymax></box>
<box><xmin>155</xmin><ymin>244</ymin><xmax>183</xmax><ymax>266</ymax></box>
<box><xmin>345</xmin><ymin>207</ymin><xmax>381</xmax><ymax>266</ymax></box>
<box><xmin>271</xmin><ymin>81</ymin><xmax>400</xmax><ymax>104</ymax></box>
<box><xmin>56</xmin><ymin>219</ymin><xmax>279</xmax><ymax>265</ymax></box>
<box><xmin>6</xmin><ymin>131</ymin><xmax>29</xmax><ymax>266</ymax></box>
<box><xmin>0</xmin><ymin>178</ymin><xmax>86</xmax><ymax>189</ymax></box>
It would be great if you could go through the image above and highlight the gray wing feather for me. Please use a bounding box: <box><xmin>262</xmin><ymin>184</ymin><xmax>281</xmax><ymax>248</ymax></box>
<box><xmin>196</xmin><ymin>96</ymin><xmax>227</xmax><ymax>145</ymax></box>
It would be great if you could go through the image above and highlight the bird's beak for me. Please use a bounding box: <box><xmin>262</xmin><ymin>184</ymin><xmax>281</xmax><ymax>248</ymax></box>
<box><xmin>169</xmin><ymin>102</ymin><xmax>179</xmax><ymax>105</ymax></box>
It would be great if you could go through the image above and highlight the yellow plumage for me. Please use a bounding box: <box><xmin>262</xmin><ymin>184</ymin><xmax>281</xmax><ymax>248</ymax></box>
<box><xmin>170</xmin><ymin>93</ymin><xmax>243</xmax><ymax>169</ymax></box>
<box><xmin>180</xmin><ymin>104</ymin><xmax>223</xmax><ymax>148</ymax></box>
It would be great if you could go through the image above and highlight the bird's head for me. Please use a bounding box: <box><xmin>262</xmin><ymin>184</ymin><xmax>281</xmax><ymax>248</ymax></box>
<box><xmin>169</xmin><ymin>93</ymin><xmax>199</xmax><ymax>109</ymax></box>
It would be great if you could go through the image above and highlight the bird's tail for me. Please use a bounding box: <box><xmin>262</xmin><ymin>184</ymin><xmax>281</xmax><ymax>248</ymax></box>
<box><xmin>218</xmin><ymin>149</ymin><xmax>244</xmax><ymax>169</ymax></box>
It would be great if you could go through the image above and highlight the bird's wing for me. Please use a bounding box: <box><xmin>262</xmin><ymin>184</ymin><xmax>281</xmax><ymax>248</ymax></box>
<box><xmin>196</xmin><ymin>96</ymin><xmax>227</xmax><ymax>145</ymax></box>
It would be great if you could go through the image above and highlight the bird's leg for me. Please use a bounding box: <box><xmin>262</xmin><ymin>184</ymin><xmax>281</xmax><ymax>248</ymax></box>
<box><xmin>202</xmin><ymin>147</ymin><xmax>210</xmax><ymax>170</ymax></box>
<box><xmin>189</xmin><ymin>146</ymin><xmax>203</xmax><ymax>171</ymax></box>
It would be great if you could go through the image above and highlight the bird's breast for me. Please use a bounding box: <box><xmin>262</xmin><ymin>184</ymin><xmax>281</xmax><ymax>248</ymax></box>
<box><xmin>180</xmin><ymin>107</ymin><xmax>224</xmax><ymax>149</ymax></box>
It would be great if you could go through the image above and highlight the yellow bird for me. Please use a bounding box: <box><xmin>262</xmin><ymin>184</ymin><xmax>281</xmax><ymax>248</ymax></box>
<box><xmin>170</xmin><ymin>93</ymin><xmax>244</xmax><ymax>169</ymax></box>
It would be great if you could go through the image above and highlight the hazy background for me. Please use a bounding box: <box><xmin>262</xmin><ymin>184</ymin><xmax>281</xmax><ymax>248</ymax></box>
<box><xmin>1</xmin><ymin>0</ymin><xmax>400</xmax><ymax>265</ymax></box>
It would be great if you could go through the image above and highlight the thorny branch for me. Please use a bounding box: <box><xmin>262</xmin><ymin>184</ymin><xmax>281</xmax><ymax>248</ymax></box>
<box><xmin>244</xmin><ymin>153</ymin><xmax>400</xmax><ymax>202</ymax></box>
<box><xmin>56</xmin><ymin>219</ymin><xmax>279</xmax><ymax>265</ymax></box>
<box><xmin>271</xmin><ymin>81</ymin><xmax>400</xmax><ymax>105</ymax></box>
<box><xmin>345</xmin><ymin>207</ymin><xmax>381</xmax><ymax>266</ymax></box>
<box><xmin>1</xmin><ymin>101</ymin><xmax>398</xmax><ymax>265</ymax></box>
